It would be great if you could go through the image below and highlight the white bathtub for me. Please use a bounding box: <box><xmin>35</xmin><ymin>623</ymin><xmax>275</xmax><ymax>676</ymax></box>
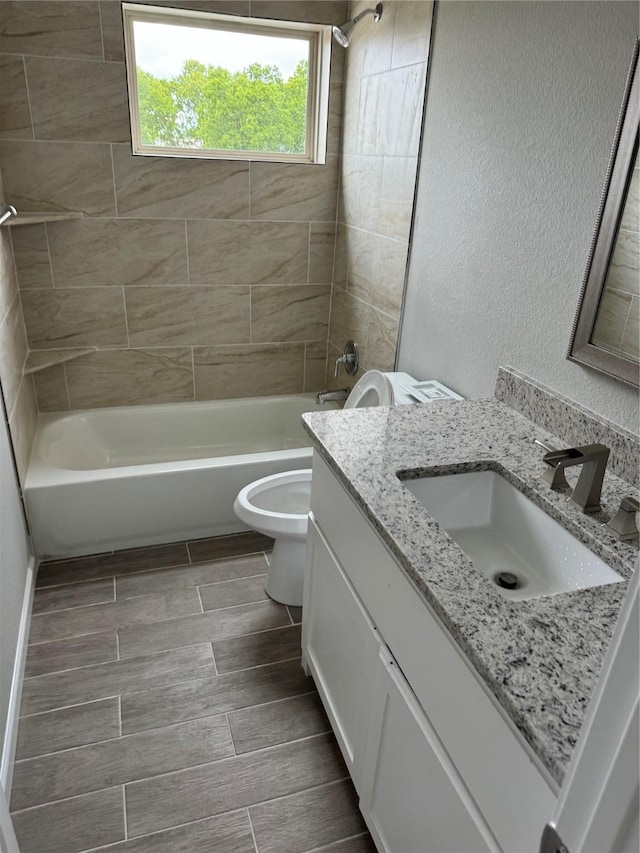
<box><xmin>25</xmin><ymin>394</ymin><xmax>336</xmax><ymax>559</ymax></box>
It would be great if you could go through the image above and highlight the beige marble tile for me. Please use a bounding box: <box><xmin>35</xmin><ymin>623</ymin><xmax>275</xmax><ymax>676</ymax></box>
<box><xmin>364</xmin><ymin>307</ymin><xmax>398</xmax><ymax>372</ymax></box>
<box><xmin>22</xmin><ymin>287</ymin><xmax>127</xmax><ymax>349</ymax></box>
<box><xmin>194</xmin><ymin>343</ymin><xmax>305</xmax><ymax>399</ymax></box>
<box><xmin>333</xmin><ymin>224</ymin><xmax>349</xmax><ymax>287</ymax></box>
<box><xmin>621</xmin><ymin>296</ymin><xmax>639</xmax><ymax>361</ymax></box>
<box><xmin>328</xmin><ymin>285</ymin><xmax>369</xmax><ymax>353</ymax></box>
<box><xmin>112</xmin><ymin>144</ymin><xmax>249</xmax><ymax>219</ymax></box>
<box><xmin>592</xmin><ymin>287</ymin><xmax>630</xmax><ymax>353</ymax></box>
<box><xmin>33</xmin><ymin>364</ymin><xmax>70</xmax><ymax>412</ymax></box>
<box><xmin>251</xmin><ymin>285</ymin><xmax>330</xmax><ymax>343</ymax></box>
<box><xmin>0</xmin><ymin>141</ymin><xmax>116</xmax><ymax>216</ymax></box>
<box><xmin>309</xmin><ymin>222</ymin><xmax>336</xmax><ymax>284</ymax></box>
<box><xmin>0</xmin><ymin>230</ymin><xmax>19</xmax><ymax>321</ymax></box>
<box><xmin>621</xmin><ymin>166</ymin><xmax>639</xmax><ymax>233</ymax></box>
<box><xmin>125</xmin><ymin>286</ymin><xmax>250</xmax><ymax>346</ymax></box>
<box><xmin>188</xmin><ymin>220</ymin><xmax>309</xmax><ymax>285</ymax></box>
<box><xmin>0</xmin><ymin>294</ymin><xmax>28</xmax><ymax>416</ymax></box>
<box><xmin>606</xmin><ymin>229</ymin><xmax>639</xmax><ymax>297</ymax></box>
<box><xmin>379</xmin><ymin>155</ymin><xmax>418</xmax><ymax>240</ymax></box>
<box><xmin>65</xmin><ymin>348</ymin><xmax>194</xmax><ymax>409</ymax></box>
<box><xmin>327</xmin><ymin>79</ymin><xmax>344</xmax><ymax>156</ymax></box>
<box><xmin>11</xmin><ymin>224</ymin><xmax>53</xmax><ymax>289</ymax></box>
<box><xmin>100</xmin><ymin>0</ymin><xmax>125</xmax><ymax>62</ymax></box>
<box><xmin>347</xmin><ymin>228</ymin><xmax>408</xmax><ymax>318</ymax></box>
<box><xmin>250</xmin><ymin>157</ymin><xmax>339</xmax><ymax>221</ymax></box>
<box><xmin>391</xmin><ymin>0</ymin><xmax>434</xmax><ymax>68</ymax></box>
<box><xmin>339</xmin><ymin>154</ymin><xmax>383</xmax><ymax>233</ymax></box>
<box><xmin>26</xmin><ymin>57</ymin><xmax>130</xmax><ymax>143</ymax></box>
<box><xmin>0</xmin><ymin>1</ymin><xmax>104</xmax><ymax>59</ymax></box>
<box><xmin>340</xmin><ymin>61</ymin><xmax>362</xmax><ymax>158</ymax></box>
<box><xmin>304</xmin><ymin>340</ymin><xmax>328</xmax><ymax>392</ymax></box>
<box><xmin>250</xmin><ymin>1</ymin><xmax>347</xmax><ymax>24</ymax></box>
<box><xmin>8</xmin><ymin>374</ymin><xmax>37</xmax><ymax>485</ymax></box>
<box><xmin>47</xmin><ymin>218</ymin><xmax>188</xmax><ymax>287</ymax></box>
<box><xmin>0</xmin><ymin>55</ymin><xmax>32</xmax><ymax>140</ymax></box>
<box><xmin>358</xmin><ymin>62</ymin><xmax>426</xmax><ymax>157</ymax></box>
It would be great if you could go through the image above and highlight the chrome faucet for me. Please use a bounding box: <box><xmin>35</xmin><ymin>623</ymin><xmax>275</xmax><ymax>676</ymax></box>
<box><xmin>541</xmin><ymin>443</ymin><xmax>610</xmax><ymax>513</ymax></box>
<box><xmin>316</xmin><ymin>388</ymin><xmax>350</xmax><ymax>404</ymax></box>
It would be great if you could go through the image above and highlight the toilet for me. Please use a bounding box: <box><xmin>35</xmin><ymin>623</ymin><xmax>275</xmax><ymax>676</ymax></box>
<box><xmin>233</xmin><ymin>370</ymin><xmax>461</xmax><ymax>606</ymax></box>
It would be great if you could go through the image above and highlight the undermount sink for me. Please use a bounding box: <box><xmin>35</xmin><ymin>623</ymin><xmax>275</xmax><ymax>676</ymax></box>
<box><xmin>399</xmin><ymin>470</ymin><xmax>623</xmax><ymax>600</ymax></box>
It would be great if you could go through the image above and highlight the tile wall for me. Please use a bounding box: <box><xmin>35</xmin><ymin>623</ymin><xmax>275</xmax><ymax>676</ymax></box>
<box><xmin>0</xmin><ymin>170</ymin><xmax>37</xmax><ymax>483</ymax></box>
<box><xmin>591</xmin><ymin>149</ymin><xmax>640</xmax><ymax>362</ymax></box>
<box><xmin>326</xmin><ymin>0</ymin><xmax>434</xmax><ymax>388</ymax></box>
<box><xmin>0</xmin><ymin>0</ymin><xmax>347</xmax><ymax>411</ymax></box>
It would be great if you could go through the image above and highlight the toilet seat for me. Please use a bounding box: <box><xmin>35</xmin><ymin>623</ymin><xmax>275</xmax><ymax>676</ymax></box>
<box><xmin>234</xmin><ymin>469</ymin><xmax>312</xmax><ymax>541</ymax></box>
<box><xmin>344</xmin><ymin>370</ymin><xmax>393</xmax><ymax>409</ymax></box>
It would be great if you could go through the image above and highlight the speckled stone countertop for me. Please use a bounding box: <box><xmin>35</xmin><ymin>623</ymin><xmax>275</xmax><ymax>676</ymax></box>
<box><xmin>302</xmin><ymin>399</ymin><xmax>639</xmax><ymax>788</ymax></box>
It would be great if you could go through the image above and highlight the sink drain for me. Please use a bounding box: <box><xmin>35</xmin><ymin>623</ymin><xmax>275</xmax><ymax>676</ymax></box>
<box><xmin>494</xmin><ymin>571</ymin><xmax>521</xmax><ymax>590</ymax></box>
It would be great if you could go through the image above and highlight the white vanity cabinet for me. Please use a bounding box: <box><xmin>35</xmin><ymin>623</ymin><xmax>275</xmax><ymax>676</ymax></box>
<box><xmin>302</xmin><ymin>453</ymin><xmax>557</xmax><ymax>853</ymax></box>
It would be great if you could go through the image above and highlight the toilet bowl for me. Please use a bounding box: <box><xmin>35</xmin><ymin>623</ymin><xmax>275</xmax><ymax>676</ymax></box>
<box><xmin>233</xmin><ymin>370</ymin><xmax>458</xmax><ymax>606</ymax></box>
<box><xmin>234</xmin><ymin>469</ymin><xmax>312</xmax><ymax>607</ymax></box>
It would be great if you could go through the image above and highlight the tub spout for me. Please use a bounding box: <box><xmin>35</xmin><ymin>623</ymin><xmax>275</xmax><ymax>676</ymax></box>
<box><xmin>316</xmin><ymin>389</ymin><xmax>350</xmax><ymax>404</ymax></box>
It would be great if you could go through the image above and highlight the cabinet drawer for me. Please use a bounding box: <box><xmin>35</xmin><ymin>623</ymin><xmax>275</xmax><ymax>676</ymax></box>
<box><xmin>311</xmin><ymin>452</ymin><xmax>556</xmax><ymax>853</ymax></box>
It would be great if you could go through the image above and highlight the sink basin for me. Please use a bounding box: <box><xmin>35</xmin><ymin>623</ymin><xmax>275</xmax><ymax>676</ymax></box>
<box><xmin>400</xmin><ymin>470</ymin><xmax>623</xmax><ymax>600</ymax></box>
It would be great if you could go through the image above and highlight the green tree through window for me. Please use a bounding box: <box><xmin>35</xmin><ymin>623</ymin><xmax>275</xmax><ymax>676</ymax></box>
<box><xmin>137</xmin><ymin>59</ymin><xmax>309</xmax><ymax>154</ymax></box>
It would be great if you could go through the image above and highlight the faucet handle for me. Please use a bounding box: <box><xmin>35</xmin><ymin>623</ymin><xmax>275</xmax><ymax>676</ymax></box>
<box><xmin>607</xmin><ymin>496</ymin><xmax>640</xmax><ymax>542</ymax></box>
<box><xmin>535</xmin><ymin>439</ymin><xmax>570</xmax><ymax>490</ymax></box>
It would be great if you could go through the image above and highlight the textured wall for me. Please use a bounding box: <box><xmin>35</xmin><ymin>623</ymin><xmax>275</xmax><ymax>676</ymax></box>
<box><xmin>398</xmin><ymin>0</ymin><xmax>639</xmax><ymax>432</ymax></box>
<box><xmin>0</xmin><ymin>0</ymin><xmax>347</xmax><ymax>411</ymax></box>
<box><xmin>326</xmin><ymin>0</ymin><xmax>433</xmax><ymax>388</ymax></box>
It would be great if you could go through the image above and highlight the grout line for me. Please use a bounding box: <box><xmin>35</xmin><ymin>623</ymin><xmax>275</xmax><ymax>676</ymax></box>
<box><xmin>196</xmin><ymin>585</ymin><xmax>205</xmax><ymax>615</ymax></box>
<box><xmin>285</xmin><ymin>605</ymin><xmax>295</xmax><ymax>626</ymax></box>
<box><xmin>112</xmin><ymin>576</ymin><xmax>117</xmax><ymax>603</ymax></box>
<box><xmin>305</xmin><ymin>833</ymin><xmax>371</xmax><ymax>853</ymax></box>
<box><xmin>209</xmin><ymin>643</ymin><xmax>218</xmax><ymax>675</ymax></box>
<box><xmin>97</xmin><ymin>2</ymin><xmax>106</xmax><ymax>62</ymax></box>
<box><xmin>110</xmin><ymin>143</ymin><xmax>119</xmax><ymax>217</ymax></box>
<box><xmin>61</xmin><ymin>361</ymin><xmax>72</xmax><ymax>411</ymax></box>
<box><xmin>116</xmin><ymin>630</ymin><xmax>120</xmax><ymax>661</ymax></box>
<box><xmin>122</xmin><ymin>784</ymin><xmax>128</xmax><ymax>841</ymax></box>
<box><xmin>213</xmin><ymin>654</ymin><xmax>302</xmax><ymax>679</ymax></box>
<box><xmin>122</xmin><ymin>286</ymin><xmax>131</xmax><ymax>349</ymax></box>
<box><xmin>184</xmin><ymin>219</ymin><xmax>191</xmax><ymax>285</ymax></box>
<box><xmin>247</xmin><ymin>807</ymin><xmax>260</xmax><ymax>853</ymax></box>
<box><xmin>306</xmin><ymin>221</ymin><xmax>312</xmax><ymax>284</ymax></box>
<box><xmin>118</xmin><ymin>695</ymin><xmax>123</xmax><ymax>737</ymax></box>
<box><xmin>224</xmin><ymin>713</ymin><xmax>236</xmax><ymax>756</ymax></box>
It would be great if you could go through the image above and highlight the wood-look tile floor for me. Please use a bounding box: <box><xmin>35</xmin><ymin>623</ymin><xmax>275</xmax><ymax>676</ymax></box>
<box><xmin>11</xmin><ymin>532</ymin><xmax>375</xmax><ymax>853</ymax></box>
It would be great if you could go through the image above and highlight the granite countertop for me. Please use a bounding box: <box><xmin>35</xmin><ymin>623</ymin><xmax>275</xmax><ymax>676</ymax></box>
<box><xmin>302</xmin><ymin>398</ymin><xmax>639</xmax><ymax>788</ymax></box>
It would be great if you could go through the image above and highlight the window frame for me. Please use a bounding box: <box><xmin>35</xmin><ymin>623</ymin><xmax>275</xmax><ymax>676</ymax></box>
<box><xmin>122</xmin><ymin>2</ymin><xmax>331</xmax><ymax>164</ymax></box>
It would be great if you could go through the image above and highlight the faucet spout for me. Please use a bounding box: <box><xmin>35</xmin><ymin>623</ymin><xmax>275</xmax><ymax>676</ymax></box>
<box><xmin>316</xmin><ymin>388</ymin><xmax>350</xmax><ymax>405</ymax></box>
<box><xmin>542</xmin><ymin>443</ymin><xmax>610</xmax><ymax>513</ymax></box>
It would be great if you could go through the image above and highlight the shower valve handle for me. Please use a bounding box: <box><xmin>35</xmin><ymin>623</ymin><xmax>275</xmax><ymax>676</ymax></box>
<box><xmin>334</xmin><ymin>340</ymin><xmax>359</xmax><ymax>377</ymax></box>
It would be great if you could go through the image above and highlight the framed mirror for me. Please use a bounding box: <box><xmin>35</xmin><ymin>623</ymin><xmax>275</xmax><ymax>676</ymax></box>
<box><xmin>568</xmin><ymin>38</ymin><xmax>639</xmax><ymax>388</ymax></box>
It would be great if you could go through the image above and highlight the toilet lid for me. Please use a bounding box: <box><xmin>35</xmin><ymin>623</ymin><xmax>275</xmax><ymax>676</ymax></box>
<box><xmin>344</xmin><ymin>370</ymin><xmax>393</xmax><ymax>409</ymax></box>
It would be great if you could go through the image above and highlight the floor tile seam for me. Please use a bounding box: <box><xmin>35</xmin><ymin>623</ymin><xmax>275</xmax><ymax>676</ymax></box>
<box><xmin>18</xmin><ymin>696</ymin><xmax>121</xmax><ymax>722</ymax></box>
<box><xmin>214</xmin><ymin>653</ymin><xmax>303</xmax><ymax>677</ymax></box>
<box><xmin>187</xmin><ymin>545</ymin><xmax>271</xmax><ymax>564</ymax></box>
<box><xmin>121</xmin><ymin>731</ymin><xmax>341</xmax><ymax>791</ymax></box>
<box><xmin>31</xmin><ymin>592</ymin><xmax>117</xmax><ymax>616</ymax></box>
<box><xmin>285</xmin><ymin>605</ymin><xmax>295</xmax><ymax>626</ymax></box>
<box><xmin>196</xmin><ymin>584</ymin><xmax>205</xmax><ymax>615</ymax></box>
<box><xmin>245</xmin><ymin>776</ymin><xmax>355</xmax><ymax>818</ymax></box>
<box><xmin>26</xmin><ymin>628</ymin><xmax>118</xmax><ymax>649</ymax></box>
<box><xmin>22</xmin><ymin>644</ymin><xmax>215</xmax><ymax>682</ymax></box>
<box><xmin>121</xmin><ymin>684</ymin><xmax>318</xmax><ymax>736</ymax></box>
<box><xmin>305</xmin><ymin>833</ymin><xmax>371</xmax><ymax>853</ymax></box>
<box><xmin>13</xmin><ymin>709</ymin><xmax>234</xmax><ymax>765</ymax></box>
<box><xmin>10</xmin><ymin>784</ymin><xmax>125</xmax><ymax>816</ymax></box>
<box><xmin>121</xmin><ymin>784</ymin><xmax>128</xmax><ymax>841</ymax></box>
<box><xmin>115</xmin><ymin>561</ymin><xmax>270</xmax><ymax>595</ymax></box>
<box><xmin>224</xmin><ymin>713</ymin><xmax>237</xmax><ymax>757</ymax></box>
<box><xmin>121</xmin><ymin>569</ymin><xmax>268</xmax><ymax>598</ymax></box>
<box><xmin>23</xmin><ymin>653</ymin><xmax>121</xmax><ymax>681</ymax></box>
<box><xmin>36</xmin><ymin>551</ymin><xmax>191</xmax><ymax>589</ymax></box>
<box><xmin>80</xmin><ymin>807</ymin><xmax>254</xmax><ymax>853</ymax></box>
<box><xmin>122</xmin><ymin>768</ymin><xmax>354</xmax><ymax>842</ymax></box>
<box><xmin>35</xmin><ymin>557</ymin><xmax>191</xmax><ymax>589</ymax></box>
<box><xmin>210</xmin><ymin>642</ymin><xmax>219</xmax><ymax>676</ymax></box>
<box><xmin>27</xmin><ymin>599</ymin><xmax>212</xmax><ymax>647</ymax></box>
<box><xmin>247</xmin><ymin>807</ymin><xmax>260</xmax><ymax>853</ymax></box>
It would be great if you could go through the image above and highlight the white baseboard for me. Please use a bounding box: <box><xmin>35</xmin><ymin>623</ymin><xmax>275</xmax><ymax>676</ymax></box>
<box><xmin>1</xmin><ymin>556</ymin><xmax>36</xmax><ymax>798</ymax></box>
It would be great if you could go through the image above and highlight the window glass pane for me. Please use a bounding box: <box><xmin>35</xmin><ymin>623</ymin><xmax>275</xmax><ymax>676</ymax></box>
<box><xmin>133</xmin><ymin>19</ymin><xmax>310</xmax><ymax>155</ymax></box>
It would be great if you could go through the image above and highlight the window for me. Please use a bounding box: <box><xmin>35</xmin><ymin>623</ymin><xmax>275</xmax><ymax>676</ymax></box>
<box><xmin>122</xmin><ymin>3</ymin><xmax>331</xmax><ymax>163</ymax></box>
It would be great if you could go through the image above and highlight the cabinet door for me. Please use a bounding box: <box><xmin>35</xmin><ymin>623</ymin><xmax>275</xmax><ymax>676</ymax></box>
<box><xmin>360</xmin><ymin>649</ymin><xmax>500</xmax><ymax>853</ymax></box>
<box><xmin>303</xmin><ymin>516</ymin><xmax>381</xmax><ymax>791</ymax></box>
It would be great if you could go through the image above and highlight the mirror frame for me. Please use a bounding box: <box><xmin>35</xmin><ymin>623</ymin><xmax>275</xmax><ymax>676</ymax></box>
<box><xmin>567</xmin><ymin>38</ymin><xmax>639</xmax><ymax>389</ymax></box>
